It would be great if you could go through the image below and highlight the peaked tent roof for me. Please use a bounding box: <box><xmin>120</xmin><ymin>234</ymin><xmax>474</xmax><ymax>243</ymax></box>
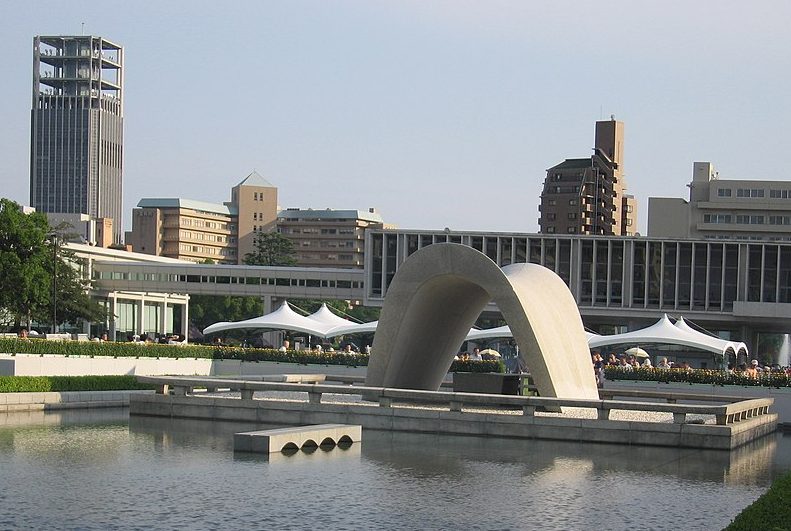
<box><xmin>308</xmin><ymin>304</ymin><xmax>356</xmax><ymax>328</ymax></box>
<box><xmin>588</xmin><ymin>314</ymin><xmax>744</xmax><ymax>357</ymax></box>
<box><xmin>674</xmin><ymin>317</ymin><xmax>748</xmax><ymax>358</ymax></box>
<box><xmin>202</xmin><ymin>301</ymin><xmax>334</xmax><ymax>337</ymax></box>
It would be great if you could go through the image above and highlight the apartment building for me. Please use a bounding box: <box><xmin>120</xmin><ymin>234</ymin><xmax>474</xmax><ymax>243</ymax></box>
<box><xmin>277</xmin><ymin>208</ymin><xmax>386</xmax><ymax>268</ymax></box>
<box><xmin>648</xmin><ymin>162</ymin><xmax>791</xmax><ymax>241</ymax></box>
<box><xmin>125</xmin><ymin>172</ymin><xmax>277</xmax><ymax>263</ymax></box>
<box><xmin>538</xmin><ymin>119</ymin><xmax>637</xmax><ymax>236</ymax></box>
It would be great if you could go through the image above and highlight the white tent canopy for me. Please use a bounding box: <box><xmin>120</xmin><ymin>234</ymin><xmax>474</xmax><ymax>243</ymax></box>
<box><xmin>466</xmin><ymin>325</ymin><xmax>600</xmax><ymax>343</ymax></box>
<box><xmin>588</xmin><ymin>314</ymin><xmax>747</xmax><ymax>358</ymax></box>
<box><xmin>674</xmin><ymin>317</ymin><xmax>748</xmax><ymax>359</ymax></box>
<box><xmin>308</xmin><ymin>304</ymin><xmax>356</xmax><ymax>329</ymax></box>
<box><xmin>203</xmin><ymin>301</ymin><xmax>337</xmax><ymax>337</ymax></box>
<box><xmin>324</xmin><ymin>320</ymin><xmax>379</xmax><ymax>338</ymax></box>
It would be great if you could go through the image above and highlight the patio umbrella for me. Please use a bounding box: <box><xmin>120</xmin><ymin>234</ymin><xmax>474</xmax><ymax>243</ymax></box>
<box><xmin>479</xmin><ymin>348</ymin><xmax>501</xmax><ymax>358</ymax></box>
<box><xmin>625</xmin><ymin>347</ymin><xmax>649</xmax><ymax>358</ymax></box>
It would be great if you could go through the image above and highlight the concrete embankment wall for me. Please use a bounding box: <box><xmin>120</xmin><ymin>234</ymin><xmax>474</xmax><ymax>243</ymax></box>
<box><xmin>0</xmin><ymin>390</ymin><xmax>153</xmax><ymax>413</ymax></box>
<box><xmin>130</xmin><ymin>393</ymin><xmax>777</xmax><ymax>450</ymax></box>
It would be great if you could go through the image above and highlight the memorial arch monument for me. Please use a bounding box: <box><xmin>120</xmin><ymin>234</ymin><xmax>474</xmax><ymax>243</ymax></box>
<box><xmin>366</xmin><ymin>243</ymin><xmax>598</xmax><ymax>400</ymax></box>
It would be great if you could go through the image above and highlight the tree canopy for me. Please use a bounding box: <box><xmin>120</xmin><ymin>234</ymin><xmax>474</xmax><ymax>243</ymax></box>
<box><xmin>243</xmin><ymin>231</ymin><xmax>297</xmax><ymax>266</ymax></box>
<box><xmin>0</xmin><ymin>198</ymin><xmax>105</xmax><ymax>331</ymax></box>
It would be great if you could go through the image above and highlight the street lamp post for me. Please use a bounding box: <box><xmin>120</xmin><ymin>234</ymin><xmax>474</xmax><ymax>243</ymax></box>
<box><xmin>49</xmin><ymin>233</ymin><xmax>58</xmax><ymax>334</ymax></box>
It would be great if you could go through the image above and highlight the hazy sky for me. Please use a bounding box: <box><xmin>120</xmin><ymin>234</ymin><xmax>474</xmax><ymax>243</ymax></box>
<box><xmin>1</xmin><ymin>1</ymin><xmax>790</xmax><ymax>235</ymax></box>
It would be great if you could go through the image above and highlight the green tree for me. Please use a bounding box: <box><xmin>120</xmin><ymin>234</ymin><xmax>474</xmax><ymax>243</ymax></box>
<box><xmin>0</xmin><ymin>198</ymin><xmax>105</xmax><ymax>330</ymax></box>
<box><xmin>0</xmin><ymin>199</ymin><xmax>50</xmax><ymax>329</ymax></box>
<box><xmin>243</xmin><ymin>231</ymin><xmax>297</xmax><ymax>266</ymax></box>
<box><xmin>190</xmin><ymin>295</ymin><xmax>264</xmax><ymax>332</ymax></box>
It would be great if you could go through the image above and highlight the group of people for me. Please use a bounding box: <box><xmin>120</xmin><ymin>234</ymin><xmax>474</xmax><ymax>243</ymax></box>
<box><xmin>455</xmin><ymin>347</ymin><xmax>498</xmax><ymax>362</ymax></box>
<box><xmin>126</xmin><ymin>333</ymin><xmax>186</xmax><ymax>345</ymax></box>
<box><xmin>592</xmin><ymin>349</ymin><xmax>791</xmax><ymax>386</ymax></box>
<box><xmin>731</xmin><ymin>359</ymin><xmax>791</xmax><ymax>378</ymax></box>
<box><xmin>278</xmin><ymin>339</ymin><xmax>371</xmax><ymax>355</ymax></box>
<box><xmin>591</xmin><ymin>352</ymin><xmax>692</xmax><ymax>387</ymax></box>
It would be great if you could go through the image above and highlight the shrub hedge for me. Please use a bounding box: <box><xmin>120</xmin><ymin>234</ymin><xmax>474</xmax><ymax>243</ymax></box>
<box><xmin>604</xmin><ymin>366</ymin><xmax>791</xmax><ymax>388</ymax></box>
<box><xmin>0</xmin><ymin>338</ymin><xmax>504</xmax><ymax>373</ymax></box>
<box><xmin>0</xmin><ymin>375</ymin><xmax>156</xmax><ymax>393</ymax></box>
<box><xmin>725</xmin><ymin>470</ymin><xmax>791</xmax><ymax>530</ymax></box>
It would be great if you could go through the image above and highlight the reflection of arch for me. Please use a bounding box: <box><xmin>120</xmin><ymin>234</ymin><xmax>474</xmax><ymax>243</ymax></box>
<box><xmin>366</xmin><ymin>243</ymin><xmax>598</xmax><ymax>400</ymax></box>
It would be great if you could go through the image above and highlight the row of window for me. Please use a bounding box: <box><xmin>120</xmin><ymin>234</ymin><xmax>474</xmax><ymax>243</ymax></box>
<box><xmin>98</xmin><ymin>271</ymin><xmax>363</xmax><ymax>290</ymax></box>
<box><xmin>299</xmin><ymin>240</ymin><xmax>356</xmax><ymax>248</ymax></box>
<box><xmin>178</xmin><ymin>244</ymin><xmax>236</xmax><ymax>256</ymax></box>
<box><xmin>704</xmin><ymin>214</ymin><xmax>791</xmax><ymax>225</ymax></box>
<box><xmin>252</xmin><ymin>192</ymin><xmax>267</xmax><ymax>201</ymax></box>
<box><xmin>298</xmin><ymin>253</ymin><xmax>356</xmax><ymax>261</ymax></box>
<box><xmin>179</xmin><ymin>231</ymin><xmax>231</xmax><ymax>243</ymax></box>
<box><xmin>180</xmin><ymin>217</ymin><xmax>233</xmax><ymax>231</ymax></box>
<box><xmin>717</xmin><ymin>188</ymin><xmax>791</xmax><ymax>199</ymax></box>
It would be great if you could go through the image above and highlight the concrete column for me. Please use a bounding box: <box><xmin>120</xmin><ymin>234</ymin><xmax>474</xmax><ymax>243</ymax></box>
<box><xmin>109</xmin><ymin>293</ymin><xmax>117</xmax><ymax>339</ymax></box>
<box><xmin>159</xmin><ymin>297</ymin><xmax>168</xmax><ymax>336</ymax></box>
<box><xmin>181</xmin><ymin>296</ymin><xmax>189</xmax><ymax>342</ymax></box>
<box><xmin>136</xmin><ymin>298</ymin><xmax>145</xmax><ymax>336</ymax></box>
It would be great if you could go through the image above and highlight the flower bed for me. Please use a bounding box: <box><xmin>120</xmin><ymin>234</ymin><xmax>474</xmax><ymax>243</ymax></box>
<box><xmin>0</xmin><ymin>338</ymin><xmax>504</xmax><ymax>373</ymax></box>
<box><xmin>604</xmin><ymin>366</ymin><xmax>791</xmax><ymax>387</ymax></box>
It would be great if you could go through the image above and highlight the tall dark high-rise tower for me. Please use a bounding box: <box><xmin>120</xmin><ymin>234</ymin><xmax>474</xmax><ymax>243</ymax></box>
<box><xmin>30</xmin><ymin>35</ymin><xmax>124</xmax><ymax>242</ymax></box>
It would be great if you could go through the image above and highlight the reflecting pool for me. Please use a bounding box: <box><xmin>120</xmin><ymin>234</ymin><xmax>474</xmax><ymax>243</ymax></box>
<box><xmin>1</xmin><ymin>409</ymin><xmax>789</xmax><ymax>530</ymax></box>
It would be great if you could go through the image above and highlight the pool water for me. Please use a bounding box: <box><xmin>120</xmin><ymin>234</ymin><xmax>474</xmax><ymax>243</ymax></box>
<box><xmin>0</xmin><ymin>409</ymin><xmax>789</xmax><ymax>530</ymax></box>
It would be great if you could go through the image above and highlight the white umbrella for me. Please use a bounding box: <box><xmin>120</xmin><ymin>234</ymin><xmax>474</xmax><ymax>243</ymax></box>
<box><xmin>479</xmin><ymin>348</ymin><xmax>501</xmax><ymax>358</ymax></box>
<box><xmin>625</xmin><ymin>347</ymin><xmax>649</xmax><ymax>358</ymax></box>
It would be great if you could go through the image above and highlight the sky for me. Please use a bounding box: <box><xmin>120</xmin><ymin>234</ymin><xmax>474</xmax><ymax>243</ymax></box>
<box><xmin>1</xmin><ymin>0</ymin><xmax>790</xmax><ymax>235</ymax></box>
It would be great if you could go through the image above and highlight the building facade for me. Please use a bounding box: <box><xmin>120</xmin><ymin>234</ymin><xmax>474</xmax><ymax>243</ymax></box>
<box><xmin>538</xmin><ymin>119</ymin><xmax>637</xmax><ymax>236</ymax></box>
<box><xmin>648</xmin><ymin>162</ymin><xmax>791</xmax><ymax>241</ymax></box>
<box><xmin>125</xmin><ymin>172</ymin><xmax>277</xmax><ymax>264</ymax></box>
<box><xmin>277</xmin><ymin>208</ymin><xmax>386</xmax><ymax>269</ymax></box>
<box><xmin>30</xmin><ymin>35</ymin><xmax>124</xmax><ymax>243</ymax></box>
<box><xmin>364</xmin><ymin>228</ymin><xmax>791</xmax><ymax>347</ymax></box>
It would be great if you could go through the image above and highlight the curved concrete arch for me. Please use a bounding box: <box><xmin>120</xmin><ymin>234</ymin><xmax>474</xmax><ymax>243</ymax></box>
<box><xmin>367</xmin><ymin>243</ymin><xmax>598</xmax><ymax>400</ymax></box>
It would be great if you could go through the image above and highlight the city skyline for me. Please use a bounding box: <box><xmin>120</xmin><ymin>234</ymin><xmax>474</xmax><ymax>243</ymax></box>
<box><xmin>1</xmin><ymin>1</ymin><xmax>790</xmax><ymax>235</ymax></box>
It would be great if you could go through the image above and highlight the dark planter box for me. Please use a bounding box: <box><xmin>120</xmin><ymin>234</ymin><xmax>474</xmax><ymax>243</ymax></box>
<box><xmin>453</xmin><ymin>372</ymin><xmax>521</xmax><ymax>395</ymax></box>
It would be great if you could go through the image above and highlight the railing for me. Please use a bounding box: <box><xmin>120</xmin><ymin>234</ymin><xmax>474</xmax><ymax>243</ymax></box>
<box><xmin>136</xmin><ymin>375</ymin><xmax>774</xmax><ymax>427</ymax></box>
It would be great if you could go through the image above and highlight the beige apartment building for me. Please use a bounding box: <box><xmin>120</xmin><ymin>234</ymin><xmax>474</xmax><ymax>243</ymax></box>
<box><xmin>538</xmin><ymin>119</ymin><xmax>637</xmax><ymax>236</ymax></box>
<box><xmin>277</xmin><ymin>208</ymin><xmax>386</xmax><ymax>268</ymax></box>
<box><xmin>125</xmin><ymin>172</ymin><xmax>277</xmax><ymax>264</ymax></box>
<box><xmin>648</xmin><ymin>162</ymin><xmax>791</xmax><ymax>241</ymax></box>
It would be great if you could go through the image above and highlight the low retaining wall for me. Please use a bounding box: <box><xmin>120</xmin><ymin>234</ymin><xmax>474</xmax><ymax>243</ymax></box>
<box><xmin>0</xmin><ymin>390</ymin><xmax>153</xmax><ymax>413</ymax></box>
<box><xmin>604</xmin><ymin>380</ymin><xmax>791</xmax><ymax>427</ymax></box>
<box><xmin>0</xmin><ymin>354</ymin><xmax>367</xmax><ymax>379</ymax></box>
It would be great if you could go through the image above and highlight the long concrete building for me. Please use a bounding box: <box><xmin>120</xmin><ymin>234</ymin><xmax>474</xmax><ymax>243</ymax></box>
<box><xmin>88</xmin><ymin>227</ymin><xmax>791</xmax><ymax>350</ymax></box>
